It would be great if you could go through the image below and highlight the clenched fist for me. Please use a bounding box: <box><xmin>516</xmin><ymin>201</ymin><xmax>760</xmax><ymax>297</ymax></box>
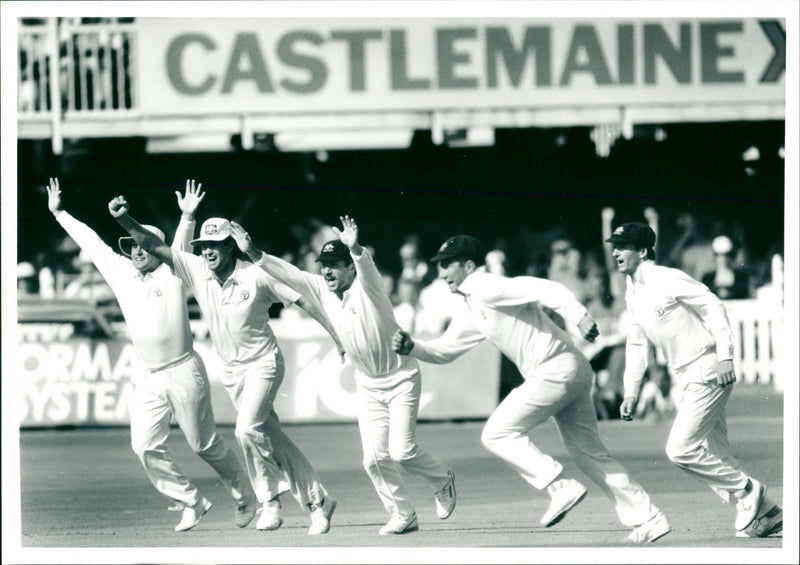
<box><xmin>392</xmin><ymin>329</ymin><xmax>414</xmax><ymax>355</ymax></box>
<box><xmin>108</xmin><ymin>196</ymin><xmax>130</xmax><ymax>218</ymax></box>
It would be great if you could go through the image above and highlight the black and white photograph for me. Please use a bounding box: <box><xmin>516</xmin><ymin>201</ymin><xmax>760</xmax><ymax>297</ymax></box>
<box><xmin>2</xmin><ymin>2</ymin><xmax>797</xmax><ymax>564</ymax></box>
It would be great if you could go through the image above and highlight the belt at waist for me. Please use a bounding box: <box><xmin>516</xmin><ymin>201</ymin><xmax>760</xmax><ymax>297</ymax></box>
<box><xmin>146</xmin><ymin>351</ymin><xmax>194</xmax><ymax>374</ymax></box>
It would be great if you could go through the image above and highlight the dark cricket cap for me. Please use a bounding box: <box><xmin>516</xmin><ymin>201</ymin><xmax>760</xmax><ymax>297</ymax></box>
<box><xmin>316</xmin><ymin>239</ymin><xmax>353</xmax><ymax>264</ymax></box>
<box><xmin>606</xmin><ymin>222</ymin><xmax>656</xmax><ymax>249</ymax></box>
<box><xmin>430</xmin><ymin>235</ymin><xmax>486</xmax><ymax>264</ymax></box>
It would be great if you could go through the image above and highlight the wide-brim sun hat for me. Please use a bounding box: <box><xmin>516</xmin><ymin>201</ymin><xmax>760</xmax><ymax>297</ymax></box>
<box><xmin>118</xmin><ymin>225</ymin><xmax>166</xmax><ymax>256</ymax></box>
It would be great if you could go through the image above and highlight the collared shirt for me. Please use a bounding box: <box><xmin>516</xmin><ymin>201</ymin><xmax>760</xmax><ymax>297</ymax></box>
<box><xmin>171</xmin><ymin>252</ymin><xmax>300</xmax><ymax>366</ymax></box>
<box><xmin>256</xmin><ymin>250</ymin><xmax>417</xmax><ymax>389</ymax></box>
<box><xmin>622</xmin><ymin>260</ymin><xmax>735</xmax><ymax>398</ymax></box>
<box><xmin>56</xmin><ymin>211</ymin><xmax>195</xmax><ymax>367</ymax></box>
<box><xmin>409</xmin><ymin>269</ymin><xmax>590</xmax><ymax>379</ymax></box>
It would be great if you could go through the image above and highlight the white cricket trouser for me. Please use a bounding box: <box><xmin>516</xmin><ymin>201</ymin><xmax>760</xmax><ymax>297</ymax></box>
<box><xmin>356</xmin><ymin>369</ymin><xmax>451</xmax><ymax>519</ymax></box>
<box><xmin>220</xmin><ymin>349</ymin><xmax>328</xmax><ymax>508</ymax></box>
<box><xmin>130</xmin><ymin>351</ymin><xmax>252</xmax><ymax>507</ymax></box>
<box><xmin>481</xmin><ymin>352</ymin><xmax>659</xmax><ymax>527</ymax></box>
<box><xmin>666</xmin><ymin>353</ymin><xmax>750</xmax><ymax>503</ymax></box>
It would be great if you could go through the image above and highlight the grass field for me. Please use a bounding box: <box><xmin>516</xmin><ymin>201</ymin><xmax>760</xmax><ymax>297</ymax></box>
<box><xmin>5</xmin><ymin>385</ymin><xmax>794</xmax><ymax>564</ymax></box>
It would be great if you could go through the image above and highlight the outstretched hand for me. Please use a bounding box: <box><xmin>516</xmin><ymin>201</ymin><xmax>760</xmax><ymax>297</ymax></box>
<box><xmin>333</xmin><ymin>215</ymin><xmax>359</xmax><ymax>249</ymax></box>
<box><xmin>46</xmin><ymin>177</ymin><xmax>63</xmax><ymax>215</ymax></box>
<box><xmin>108</xmin><ymin>195</ymin><xmax>130</xmax><ymax>218</ymax></box>
<box><xmin>176</xmin><ymin>179</ymin><xmax>205</xmax><ymax>218</ymax></box>
<box><xmin>229</xmin><ymin>221</ymin><xmax>256</xmax><ymax>258</ymax></box>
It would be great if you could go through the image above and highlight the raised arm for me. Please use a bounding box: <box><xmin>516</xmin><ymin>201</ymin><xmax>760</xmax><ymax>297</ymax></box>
<box><xmin>109</xmin><ymin>196</ymin><xmax>174</xmax><ymax>268</ymax></box>
<box><xmin>46</xmin><ymin>177</ymin><xmax>124</xmax><ymax>279</ymax></box>
<box><xmin>172</xmin><ymin>179</ymin><xmax>205</xmax><ymax>251</ymax></box>
<box><xmin>334</xmin><ymin>215</ymin><xmax>389</xmax><ymax>304</ymax></box>
<box><xmin>229</xmin><ymin>220</ymin><xmax>345</xmax><ymax>362</ymax></box>
<box><xmin>229</xmin><ymin>221</ymin><xmax>321</xmax><ymax>296</ymax></box>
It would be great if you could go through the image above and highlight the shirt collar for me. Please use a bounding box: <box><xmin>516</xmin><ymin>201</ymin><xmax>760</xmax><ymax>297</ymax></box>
<box><xmin>204</xmin><ymin>258</ymin><xmax>243</xmax><ymax>284</ymax></box>
<box><xmin>134</xmin><ymin>262</ymin><xmax>162</xmax><ymax>281</ymax></box>
<box><xmin>631</xmin><ymin>260</ymin><xmax>655</xmax><ymax>286</ymax></box>
<box><xmin>456</xmin><ymin>266</ymin><xmax>486</xmax><ymax>297</ymax></box>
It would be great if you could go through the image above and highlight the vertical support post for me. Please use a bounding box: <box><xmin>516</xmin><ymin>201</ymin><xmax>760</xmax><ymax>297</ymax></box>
<box><xmin>431</xmin><ymin>111</ymin><xmax>444</xmax><ymax>145</ymax></box>
<box><xmin>46</xmin><ymin>17</ymin><xmax>63</xmax><ymax>155</ymax></box>
<box><xmin>240</xmin><ymin>114</ymin><xmax>253</xmax><ymax>150</ymax></box>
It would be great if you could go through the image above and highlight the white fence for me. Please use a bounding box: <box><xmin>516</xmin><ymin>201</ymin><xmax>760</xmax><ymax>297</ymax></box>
<box><xmin>725</xmin><ymin>296</ymin><xmax>784</xmax><ymax>391</ymax></box>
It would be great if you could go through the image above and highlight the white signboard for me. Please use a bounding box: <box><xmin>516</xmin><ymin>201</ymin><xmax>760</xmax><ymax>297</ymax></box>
<box><xmin>136</xmin><ymin>18</ymin><xmax>785</xmax><ymax>115</ymax></box>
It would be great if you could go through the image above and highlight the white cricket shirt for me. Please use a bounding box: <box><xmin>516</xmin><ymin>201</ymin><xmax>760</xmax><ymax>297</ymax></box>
<box><xmin>256</xmin><ymin>250</ymin><xmax>418</xmax><ymax>390</ymax></box>
<box><xmin>622</xmin><ymin>260</ymin><xmax>735</xmax><ymax>398</ymax></box>
<box><xmin>171</xmin><ymin>252</ymin><xmax>300</xmax><ymax>365</ymax></box>
<box><xmin>409</xmin><ymin>269</ymin><xmax>591</xmax><ymax>379</ymax></box>
<box><xmin>56</xmin><ymin>211</ymin><xmax>195</xmax><ymax>367</ymax></box>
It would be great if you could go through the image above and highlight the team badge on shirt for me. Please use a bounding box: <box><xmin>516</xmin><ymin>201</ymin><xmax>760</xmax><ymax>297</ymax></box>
<box><xmin>349</xmin><ymin>305</ymin><xmax>357</xmax><ymax>315</ymax></box>
<box><xmin>153</xmin><ymin>288</ymin><xmax>162</xmax><ymax>297</ymax></box>
<box><xmin>241</xmin><ymin>290</ymin><xmax>250</xmax><ymax>300</ymax></box>
<box><xmin>654</xmin><ymin>305</ymin><xmax>664</xmax><ymax>316</ymax></box>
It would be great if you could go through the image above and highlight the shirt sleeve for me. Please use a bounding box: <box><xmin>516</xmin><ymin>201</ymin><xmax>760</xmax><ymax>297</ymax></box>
<box><xmin>255</xmin><ymin>252</ymin><xmax>324</xmax><ymax>302</ymax></box>
<box><xmin>410</xmin><ymin>309</ymin><xmax>486</xmax><ymax>364</ymax></box>
<box><xmin>464</xmin><ymin>274</ymin><xmax>589</xmax><ymax>328</ymax></box>
<box><xmin>169</xmin><ymin>248</ymin><xmax>199</xmax><ymax>291</ymax></box>
<box><xmin>256</xmin><ymin>268</ymin><xmax>302</xmax><ymax>306</ymax></box>
<box><xmin>352</xmin><ymin>250</ymin><xmax>393</xmax><ymax>308</ymax></box>
<box><xmin>671</xmin><ymin>268</ymin><xmax>735</xmax><ymax>361</ymax></box>
<box><xmin>171</xmin><ymin>216</ymin><xmax>196</xmax><ymax>252</ymax></box>
<box><xmin>55</xmin><ymin>211</ymin><xmax>127</xmax><ymax>284</ymax></box>
<box><xmin>622</xmin><ymin>318</ymin><xmax>649</xmax><ymax>399</ymax></box>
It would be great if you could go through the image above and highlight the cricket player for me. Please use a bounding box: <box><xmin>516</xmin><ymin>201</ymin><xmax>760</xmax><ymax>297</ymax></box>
<box><xmin>608</xmin><ymin>221</ymin><xmax>782</xmax><ymax>538</ymax></box>
<box><xmin>392</xmin><ymin>235</ymin><xmax>671</xmax><ymax>543</ymax></box>
<box><xmin>46</xmin><ymin>178</ymin><xmax>256</xmax><ymax>532</ymax></box>
<box><xmin>228</xmin><ymin>215</ymin><xmax>456</xmax><ymax>535</ymax></box>
<box><xmin>109</xmin><ymin>196</ymin><xmax>337</xmax><ymax>535</ymax></box>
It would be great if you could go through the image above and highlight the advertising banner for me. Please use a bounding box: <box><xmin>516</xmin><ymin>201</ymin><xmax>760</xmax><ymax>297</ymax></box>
<box><xmin>15</xmin><ymin>321</ymin><xmax>501</xmax><ymax>427</ymax></box>
<box><xmin>135</xmin><ymin>18</ymin><xmax>785</xmax><ymax>115</ymax></box>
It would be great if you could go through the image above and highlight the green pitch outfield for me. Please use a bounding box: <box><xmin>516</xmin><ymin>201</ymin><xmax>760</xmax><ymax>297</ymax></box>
<box><xmin>8</xmin><ymin>385</ymin><xmax>790</xmax><ymax>564</ymax></box>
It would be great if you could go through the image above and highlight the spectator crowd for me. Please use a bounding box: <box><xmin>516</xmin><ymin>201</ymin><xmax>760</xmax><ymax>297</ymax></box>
<box><xmin>17</xmin><ymin>206</ymin><xmax>784</xmax><ymax>421</ymax></box>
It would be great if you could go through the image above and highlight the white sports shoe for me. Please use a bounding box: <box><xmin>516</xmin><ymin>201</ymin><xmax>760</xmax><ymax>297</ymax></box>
<box><xmin>736</xmin><ymin>492</ymin><xmax>782</xmax><ymax>538</ymax></box>
<box><xmin>434</xmin><ymin>471</ymin><xmax>457</xmax><ymax>519</ymax></box>
<box><xmin>308</xmin><ymin>498</ymin><xmax>337</xmax><ymax>535</ymax></box>
<box><xmin>540</xmin><ymin>478</ymin><xmax>587</xmax><ymax>527</ymax></box>
<box><xmin>626</xmin><ymin>511</ymin><xmax>672</xmax><ymax>544</ymax></box>
<box><xmin>379</xmin><ymin>513</ymin><xmax>419</xmax><ymax>535</ymax></box>
<box><xmin>174</xmin><ymin>497</ymin><xmax>212</xmax><ymax>532</ymax></box>
<box><xmin>256</xmin><ymin>499</ymin><xmax>283</xmax><ymax>531</ymax></box>
<box><xmin>735</xmin><ymin>478</ymin><xmax>766</xmax><ymax>531</ymax></box>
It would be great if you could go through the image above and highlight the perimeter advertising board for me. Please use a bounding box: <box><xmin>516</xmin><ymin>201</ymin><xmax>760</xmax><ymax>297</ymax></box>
<box><xmin>15</xmin><ymin>320</ymin><xmax>501</xmax><ymax>427</ymax></box>
<box><xmin>135</xmin><ymin>18</ymin><xmax>785</xmax><ymax>115</ymax></box>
